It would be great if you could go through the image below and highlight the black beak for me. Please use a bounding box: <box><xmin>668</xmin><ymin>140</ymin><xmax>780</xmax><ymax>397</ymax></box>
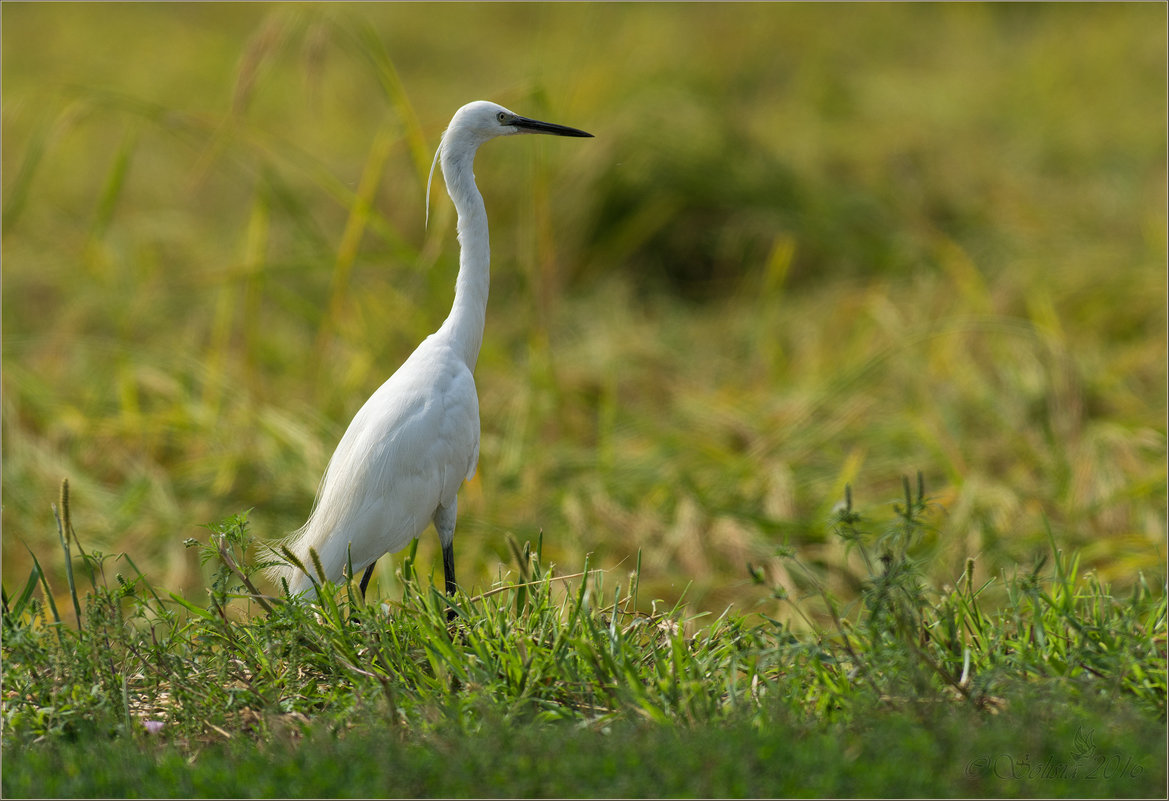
<box><xmin>512</xmin><ymin>115</ymin><xmax>594</xmax><ymax>138</ymax></box>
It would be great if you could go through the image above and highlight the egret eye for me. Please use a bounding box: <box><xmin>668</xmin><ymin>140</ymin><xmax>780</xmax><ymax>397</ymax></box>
<box><xmin>497</xmin><ymin>111</ymin><xmax>508</xmax><ymax>123</ymax></box>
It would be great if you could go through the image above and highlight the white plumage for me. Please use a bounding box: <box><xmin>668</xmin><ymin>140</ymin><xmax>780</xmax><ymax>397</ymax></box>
<box><xmin>270</xmin><ymin>101</ymin><xmax>592</xmax><ymax>600</ymax></box>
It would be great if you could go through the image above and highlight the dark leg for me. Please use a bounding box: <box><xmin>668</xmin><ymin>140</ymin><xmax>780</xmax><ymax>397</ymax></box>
<box><xmin>359</xmin><ymin>561</ymin><xmax>376</xmax><ymax>599</ymax></box>
<box><xmin>433</xmin><ymin>502</ymin><xmax>459</xmax><ymax>622</ymax></box>
<box><xmin>442</xmin><ymin>542</ymin><xmax>456</xmax><ymax>621</ymax></box>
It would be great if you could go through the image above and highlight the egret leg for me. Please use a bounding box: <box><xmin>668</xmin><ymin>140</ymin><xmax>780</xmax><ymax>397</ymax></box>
<box><xmin>359</xmin><ymin>562</ymin><xmax>376</xmax><ymax>599</ymax></box>
<box><xmin>434</xmin><ymin>501</ymin><xmax>458</xmax><ymax>621</ymax></box>
<box><xmin>442</xmin><ymin>543</ymin><xmax>456</xmax><ymax>597</ymax></box>
<box><xmin>440</xmin><ymin>543</ymin><xmax>457</xmax><ymax>623</ymax></box>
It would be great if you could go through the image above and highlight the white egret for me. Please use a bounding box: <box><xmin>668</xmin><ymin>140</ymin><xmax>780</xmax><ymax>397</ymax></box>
<box><xmin>270</xmin><ymin>101</ymin><xmax>592</xmax><ymax>607</ymax></box>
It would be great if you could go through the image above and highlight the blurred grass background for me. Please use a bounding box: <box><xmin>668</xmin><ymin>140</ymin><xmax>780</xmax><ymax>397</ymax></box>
<box><xmin>2</xmin><ymin>3</ymin><xmax>1165</xmax><ymax>616</ymax></box>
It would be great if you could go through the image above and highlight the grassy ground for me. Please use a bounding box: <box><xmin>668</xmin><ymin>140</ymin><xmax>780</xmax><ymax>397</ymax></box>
<box><xmin>3</xmin><ymin>3</ymin><xmax>1164</xmax><ymax>612</ymax></box>
<box><xmin>2</xmin><ymin>4</ymin><xmax>1166</xmax><ymax>796</ymax></box>
<box><xmin>7</xmin><ymin>702</ymin><xmax>1163</xmax><ymax>798</ymax></box>
<box><xmin>3</xmin><ymin>485</ymin><xmax>1165</xmax><ymax>797</ymax></box>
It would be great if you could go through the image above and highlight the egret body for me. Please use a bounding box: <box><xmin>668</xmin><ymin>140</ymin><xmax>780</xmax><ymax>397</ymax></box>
<box><xmin>270</xmin><ymin>101</ymin><xmax>592</xmax><ymax>602</ymax></box>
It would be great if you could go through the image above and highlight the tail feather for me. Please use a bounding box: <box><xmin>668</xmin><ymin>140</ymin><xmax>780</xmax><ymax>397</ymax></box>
<box><xmin>269</xmin><ymin>447</ymin><xmax>365</xmax><ymax>597</ymax></box>
<box><xmin>267</xmin><ymin>512</ymin><xmax>343</xmax><ymax>598</ymax></box>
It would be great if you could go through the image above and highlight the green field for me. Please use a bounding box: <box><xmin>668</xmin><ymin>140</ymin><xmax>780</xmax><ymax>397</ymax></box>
<box><xmin>4</xmin><ymin>494</ymin><xmax>1166</xmax><ymax>796</ymax></box>
<box><xmin>3</xmin><ymin>3</ymin><xmax>1166</xmax><ymax>797</ymax></box>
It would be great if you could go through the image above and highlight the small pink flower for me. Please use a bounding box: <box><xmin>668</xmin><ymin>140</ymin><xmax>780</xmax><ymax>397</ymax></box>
<box><xmin>143</xmin><ymin>720</ymin><xmax>165</xmax><ymax>735</ymax></box>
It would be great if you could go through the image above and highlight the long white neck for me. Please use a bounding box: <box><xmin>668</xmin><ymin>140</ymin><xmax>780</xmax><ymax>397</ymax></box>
<box><xmin>436</xmin><ymin>140</ymin><xmax>490</xmax><ymax>371</ymax></box>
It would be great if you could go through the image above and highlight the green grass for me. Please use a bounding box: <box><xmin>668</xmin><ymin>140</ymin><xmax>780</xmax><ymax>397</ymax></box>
<box><xmin>6</xmin><ymin>702</ymin><xmax>1163</xmax><ymax>798</ymax></box>
<box><xmin>2</xmin><ymin>4</ymin><xmax>1167</xmax><ymax>796</ymax></box>
<box><xmin>3</xmin><ymin>482</ymin><xmax>1165</xmax><ymax>797</ymax></box>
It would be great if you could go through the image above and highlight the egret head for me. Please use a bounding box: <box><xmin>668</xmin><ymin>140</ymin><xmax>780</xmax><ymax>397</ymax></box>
<box><xmin>449</xmin><ymin>100</ymin><xmax>593</xmax><ymax>144</ymax></box>
<box><xmin>427</xmin><ymin>101</ymin><xmax>592</xmax><ymax>225</ymax></box>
